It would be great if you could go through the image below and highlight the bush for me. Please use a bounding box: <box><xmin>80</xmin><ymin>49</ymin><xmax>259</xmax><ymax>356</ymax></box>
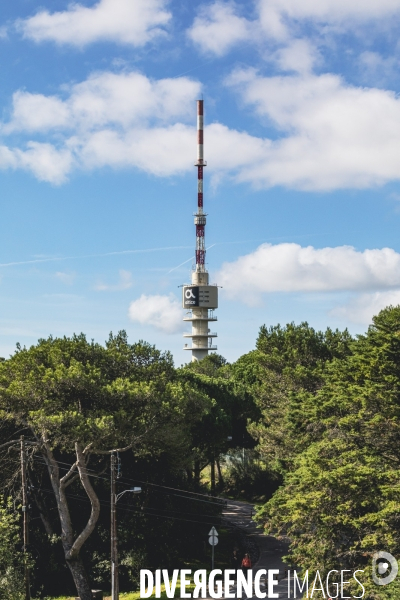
<box><xmin>0</xmin><ymin>497</ymin><xmax>25</xmax><ymax>600</ymax></box>
<box><xmin>223</xmin><ymin>450</ymin><xmax>281</xmax><ymax>500</ymax></box>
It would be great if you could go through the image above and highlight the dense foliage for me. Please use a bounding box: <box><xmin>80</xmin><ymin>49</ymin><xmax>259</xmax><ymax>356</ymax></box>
<box><xmin>2</xmin><ymin>309</ymin><xmax>400</xmax><ymax>598</ymax></box>
<box><xmin>251</xmin><ymin>310</ymin><xmax>400</xmax><ymax>599</ymax></box>
<box><xmin>0</xmin><ymin>498</ymin><xmax>25</xmax><ymax>600</ymax></box>
<box><xmin>0</xmin><ymin>333</ymin><xmax>246</xmax><ymax>597</ymax></box>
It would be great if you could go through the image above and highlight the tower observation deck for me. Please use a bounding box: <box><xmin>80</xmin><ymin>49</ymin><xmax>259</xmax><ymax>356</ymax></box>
<box><xmin>182</xmin><ymin>100</ymin><xmax>218</xmax><ymax>362</ymax></box>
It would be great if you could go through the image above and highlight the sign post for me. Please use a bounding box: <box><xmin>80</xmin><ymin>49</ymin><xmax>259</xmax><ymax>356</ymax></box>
<box><xmin>208</xmin><ymin>526</ymin><xmax>218</xmax><ymax>570</ymax></box>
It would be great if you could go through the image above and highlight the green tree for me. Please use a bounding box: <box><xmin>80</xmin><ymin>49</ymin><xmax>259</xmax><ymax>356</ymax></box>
<box><xmin>257</xmin><ymin>307</ymin><xmax>400</xmax><ymax>599</ymax></box>
<box><xmin>238</xmin><ymin>323</ymin><xmax>352</xmax><ymax>473</ymax></box>
<box><xmin>0</xmin><ymin>333</ymin><xmax>208</xmax><ymax>600</ymax></box>
<box><xmin>179</xmin><ymin>355</ymin><xmax>258</xmax><ymax>492</ymax></box>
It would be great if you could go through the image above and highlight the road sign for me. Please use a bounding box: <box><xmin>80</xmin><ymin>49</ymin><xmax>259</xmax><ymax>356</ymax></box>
<box><xmin>208</xmin><ymin>535</ymin><xmax>218</xmax><ymax>546</ymax></box>
<box><xmin>208</xmin><ymin>526</ymin><xmax>218</xmax><ymax>570</ymax></box>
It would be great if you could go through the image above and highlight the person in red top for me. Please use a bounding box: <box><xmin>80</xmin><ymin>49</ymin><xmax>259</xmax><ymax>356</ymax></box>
<box><xmin>241</xmin><ymin>553</ymin><xmax>252</xmax><ymax>573</ymax></box>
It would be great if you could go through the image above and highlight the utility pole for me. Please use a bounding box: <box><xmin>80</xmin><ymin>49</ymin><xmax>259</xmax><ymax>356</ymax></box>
<box><xmin>111</xmin><ymin>452</ymin><xmax>118</xmax><ymax>600</ymax></box>
<box><xmin>111</xmin><ymin>452</ymin><xmax>141</xmax><ymax>600</ymax></box>
<box><xmin>20</xmin><ymin>435</ymin><xmax>30</xmax><ymax>600</ymax></box>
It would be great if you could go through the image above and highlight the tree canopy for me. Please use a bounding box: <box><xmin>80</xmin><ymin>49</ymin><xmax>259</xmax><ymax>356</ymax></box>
<box><xmin>2</xmin><ymin>309</ymin><xmax>400</xmax><ymax>599</ymax></box>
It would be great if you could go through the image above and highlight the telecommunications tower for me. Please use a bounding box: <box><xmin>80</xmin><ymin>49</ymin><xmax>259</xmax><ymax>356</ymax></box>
<box><xmin>182</xmin><ymin>100</ymin><xmax>218</xmax><ymax>362</ymax></box>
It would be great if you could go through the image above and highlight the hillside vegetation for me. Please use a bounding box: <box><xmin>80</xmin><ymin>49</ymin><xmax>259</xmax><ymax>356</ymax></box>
<box><xmin>2</xmin><ymin>307</ymin><xmax>400</xmax><ymax>599</ymax></box>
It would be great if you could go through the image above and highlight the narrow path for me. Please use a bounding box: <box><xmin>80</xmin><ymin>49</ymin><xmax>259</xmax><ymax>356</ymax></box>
<box><xmin>221</xmin><ymin>500</ymin><xmax>301</xmax><ymax>598</ymax></box>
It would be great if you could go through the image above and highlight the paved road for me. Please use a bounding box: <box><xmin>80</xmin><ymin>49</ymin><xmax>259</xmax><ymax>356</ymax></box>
<box><xmin>221</xmin><ymin>500</ymin><xmax>302</xmax><ymax>599</ymax></box>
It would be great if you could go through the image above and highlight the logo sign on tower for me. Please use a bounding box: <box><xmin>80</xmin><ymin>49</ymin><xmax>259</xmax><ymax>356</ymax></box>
<box><xmin>183</xmin><ymin>286</ymin><xmax>200</xmax><ymax>307</ymax></box>
<box><xmin>182</xmin><ymin>286</ymin><xmax>218</xmax><ymax>309</ymax></box>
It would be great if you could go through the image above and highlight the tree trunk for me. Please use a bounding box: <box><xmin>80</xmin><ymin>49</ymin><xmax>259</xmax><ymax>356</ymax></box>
<box><xmin>66</xmin><ymin>556</ymin><xmax>92</xmax><ymax>600</ymax></box>
<box><xmin>216</xmin><ymin>458</ymin><xmax>224</xmax><ymax>487</ymax></box>
<box><xmin>194</xmin><ymin>460</ymin><xmax>201</xmax><ymax>489</ymax></box>
<box><xmin>186</xmin><ymin>467</ymin><xmax>193</xmax><ymax>483</ymax></box>
<box><xmin>210</xmin><ymin>459</ymin><xmax>216</xmax><ymax>495</ymax></box>
<box><xmin>32</xmin><ymin>490</ymin><xmax>54</xmax><ymax>536</ymax></box>
<box><xmin>43</xmin><ymin>442</ymin><xmax>100</xmax><ymax>598</ymax></box>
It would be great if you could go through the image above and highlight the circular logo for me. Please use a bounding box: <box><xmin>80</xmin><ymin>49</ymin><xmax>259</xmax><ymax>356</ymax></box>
<box><xmin>185</xmin><ymin>289</ymin><xmax>196</xmax><ymax>299</ymax></box>
<box><xmin>372</xmin><ymin>551</ymin><xmax>398</xmax><ymax>586</ymax></box>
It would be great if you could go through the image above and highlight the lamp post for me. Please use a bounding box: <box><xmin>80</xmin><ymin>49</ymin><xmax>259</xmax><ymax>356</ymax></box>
<box><xmin>111</xmin><ymin>453</ymin><xmax>141</xmax><ymax>600</ymax></box>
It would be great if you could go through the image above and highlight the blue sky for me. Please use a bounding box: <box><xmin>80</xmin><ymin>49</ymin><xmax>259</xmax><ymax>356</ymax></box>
<box><xmin>2</xmin><ymin>0</ymin><xmax>400</xmax><ymax>364</ymax></box>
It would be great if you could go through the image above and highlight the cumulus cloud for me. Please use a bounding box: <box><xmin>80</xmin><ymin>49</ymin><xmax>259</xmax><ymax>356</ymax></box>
<box><xmin>258</xmin><ymin>0</ymin><xmax>400</xmax><ymax>39</ymax></box>
<box><xmin>18</xmin><ymin>0</ymin><xmax>171</xmax><ymax>47</ymax></box>
<box><xmin>5</xmin><ymin>71</ymin><xmax>200</xmax><ymax>133</ymax></box>
<box><xmin>14</xmin><ymin>142</ymin><xmax>73</xmax><ymax>184</ymax></box>
<box><xmin>128</xmin><ymin>293</ymin><xmax>181</xmax><ymax>334</ymax></box>
<box><xmin>0</xmin><ymin>70</ymin><xmax>200</xmax><ymax>183</ymax></box>
<box><xmin>216</xmin><ymin>243</ymin><xmax>400</xmax><ymax>303</ymax></box>
<box><xmin>5</xmin><ymin>67</ymin><xmax>400</xmax><ymax>190</ymax></box>
<box><xmin>188</xmin><ymin>0</ymin><xmax>400</xmax><ymax>55</ymax></box>
<box><xmin>187</xmin><ymin>2</ymin><xmax>255</xmax><ymax>56</ymax></box>
<box><xmin>331</xmin><ymin>290</ymin><xmax>400</xmax><ymax>324</ymax></box>
<box><xmin>273</xmin><ymin>39</ymin><xmax>320</xmax><ymax>74</ymax></box>
<box><xmin>224</xmin><ymin>68</ymin><xmax>400</xmax><ymax>190</ymax></box>
<box><xmin>95</xmin><ymin>269</ymin><xmax>133</xmax><ymax>291</ymax></box>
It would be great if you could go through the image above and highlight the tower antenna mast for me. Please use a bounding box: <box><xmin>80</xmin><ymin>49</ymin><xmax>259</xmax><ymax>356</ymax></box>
<box><xmin>182</xmin><ymin>100</ymin><xmax>218</xmax><ymax>361</ymax></box>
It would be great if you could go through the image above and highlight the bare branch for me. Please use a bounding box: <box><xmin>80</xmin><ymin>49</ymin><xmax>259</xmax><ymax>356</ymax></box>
<box><xmin>63</xmin><ymin>473</ymin><xmax>80</xmax><ymax>489</ymax></box>
<box><xmin>60</xmin><ymin>461</ymin><xmax>78</xmax><ymax>488</ymax></box>
<box><xmin>82</xmin><ymin>442</ymin><xmax>93</xmax><ymax>455</ymax></box>
<box><xmin>42</xmin><ymin>440</ymin><xmax>74</xmax><ymax>549</ymax></box>
<box><xmin>67</xmin><ymin>443</ymin><xmax>101</xmax><ymax>560</ymax></box>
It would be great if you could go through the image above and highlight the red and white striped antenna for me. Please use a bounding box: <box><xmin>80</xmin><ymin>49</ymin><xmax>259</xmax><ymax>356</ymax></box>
<box><xmin>194</xmin><ymin>99</ymin><xmax>207</xmax><ymax>272</ymax></box>
<box><xmin>182</xmin><ymin>99</ymin><xmax>218</xmax><ymax>362</ymax></box>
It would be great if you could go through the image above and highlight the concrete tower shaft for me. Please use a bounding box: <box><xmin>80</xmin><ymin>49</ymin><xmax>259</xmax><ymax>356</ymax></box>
<box><xmin>182</xmin><ymin>100</ymin><xmax>218</xmax><ymax>362</ymax></box>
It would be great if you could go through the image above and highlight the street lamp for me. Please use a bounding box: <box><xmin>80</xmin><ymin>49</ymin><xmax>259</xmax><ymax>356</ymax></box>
<box><xmin>111</xmin><ymin>453</ymin><xmax>142</xmax><ymax>600</ymax></box>
<box><xmin>116</xmin><ymin>487</ymin><xmax>142</xmax><ymax>503</ymax></box>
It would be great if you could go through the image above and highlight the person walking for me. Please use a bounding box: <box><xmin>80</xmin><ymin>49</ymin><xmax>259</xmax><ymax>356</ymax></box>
<box><xmin>241</xmin><ymin>552</ymin><xmax>252</xmax><ymax>573</ymax></box>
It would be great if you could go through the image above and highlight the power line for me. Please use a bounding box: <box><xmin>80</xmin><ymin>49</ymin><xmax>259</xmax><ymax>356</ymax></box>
<box><xmin>32</xmin><ymin>477</ymin><xmax>222</xmax><ymax>521</ymax></box>
<box><xmin>32</xmin><ymin>457</ymin><xmax>226</xmax><ymax>507</ymax></box>
<box><xmin>36</xmin><ymin>487</ymin><xmax>225</xmax><ymax>528</ymax></box>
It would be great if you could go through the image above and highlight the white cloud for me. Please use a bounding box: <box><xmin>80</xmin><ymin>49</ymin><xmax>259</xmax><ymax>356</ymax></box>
<box><xmin>225</xmin><ymin>68</ymin><xmax>400</xmax><ymax>190</ymax></box>
<box><xmin>128</xmin><ymin>293</ymin><xmax>182</xmax><ymax>334</ymax></box>
<box><xmin>273</xmin><ymin>39</ymin><xmax>320</xmax><ymax>74</ymax></box>
<box><xmin>5</xmin><ymin>71</ymin><xmax>200</xmax><ymax>133</ymax></box>
<box><xmin>358</xmin><ymin>51</ymin><xmax>398</xmax><ymax>85</ymax></box>
<box><xmin>0</xmin><ymin>70</ymin><xmax>200</xmax><ymax>183</ymax></box>
<box><xmin>331</xmin><ymin>290</ymin><xmax>400</xmax><ymax>324</ymax></box>
<box><xmin>216</xmin><ymin>243</ymin><xmax>400</xmax><ymax>303</ymax></box>
<box><xmin>5</xmin><ymin>67</ymin><xmax>400</xmax><ymax>191</ymax></box>
<box><xmin>187</xmin><ymin>2</ymin><xmax>255</xmax><ymax>56</ymax></box>
<box><xmin>95</xmin><ymin>269</ymin><xmax>133</xmax><ymax>291</ymax></box>
<box><xmin>72</xmin><ymin>124</ymin><xmax>194</xmax><ymax>176</ymax></box>
<box><xmin>18</xmin><ymin>0</ymin><xmax>171</xmax><ymax>47</ymax></box>
<box><xmin>4</xmin><ymin>91</ymin><xmax>70</xmax><ymax>133</ymax></box>
<box><xmin>259</xmin><ymin>0</ymin><xmax>400</xmax><ymax>38</ymax></box>
<box><xmin>188</xmin><ymin>0</ymin><xmax>400</xmax><ymax>56</ymax></box>
<box><xmin>15</xmin><ymin>143</ymin><xmax>73</xmax><ymax>184</ymax></box>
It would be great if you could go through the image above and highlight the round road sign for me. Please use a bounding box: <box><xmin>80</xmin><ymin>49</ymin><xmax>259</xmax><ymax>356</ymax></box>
<box><xmin>208</xmin><ymin>535</ymin><xmax>218</xmax><ymax>546</ymax></box>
